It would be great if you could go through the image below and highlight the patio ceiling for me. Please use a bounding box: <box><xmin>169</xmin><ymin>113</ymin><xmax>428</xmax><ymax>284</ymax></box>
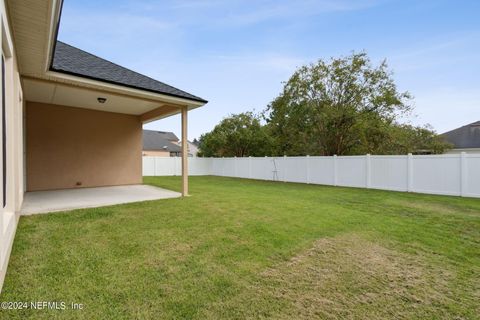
<box><xmin>23</xmin><ymin>77</ymin><xmax>179</xmax><ymax>118</ymax></box>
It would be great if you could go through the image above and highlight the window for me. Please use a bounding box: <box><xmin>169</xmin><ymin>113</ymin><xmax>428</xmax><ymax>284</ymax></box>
<box><xmin>2</xmin><ymin>55</ymin><xmax>5</xmax><ymax>208</ymax></box>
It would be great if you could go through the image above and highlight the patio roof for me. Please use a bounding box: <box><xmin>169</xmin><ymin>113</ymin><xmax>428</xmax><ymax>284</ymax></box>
<box><xmin>51</xmin><ymin>41</ymin><xmax>207</xmax><ymax>104</ymax></box>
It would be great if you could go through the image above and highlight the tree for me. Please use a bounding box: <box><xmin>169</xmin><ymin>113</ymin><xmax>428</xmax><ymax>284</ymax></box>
<box><xmin>265</xmin><ymin>52</ymin><xmax>414</xmax><ymax>155</ymax></box>
<box><xmin>382</xmin><ymin>124</ymin><xmax>452</xmax><ymax>154</ymax></box>
<box><xmin>198</xmin><ymin>112</ymin><xmax>273</xmax><ymax>157</ymax></box>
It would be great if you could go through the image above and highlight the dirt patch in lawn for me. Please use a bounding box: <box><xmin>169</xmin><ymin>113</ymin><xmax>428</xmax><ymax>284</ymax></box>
<box><xmin>387</xmin><ymin>199</ymin><xmax>480</xmax><ymax>218</ymax></box>
<box><xmin>258</xmin><ymin>234</ymin><xmax>472</xmax><ymax>320</ymax></box>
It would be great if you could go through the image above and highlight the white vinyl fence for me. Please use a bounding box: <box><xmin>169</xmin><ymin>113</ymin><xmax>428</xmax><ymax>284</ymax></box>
<box><xmin>143</xmin><ymin>153</ymin><xmax>480</xmax><ymax>198</ymax></box>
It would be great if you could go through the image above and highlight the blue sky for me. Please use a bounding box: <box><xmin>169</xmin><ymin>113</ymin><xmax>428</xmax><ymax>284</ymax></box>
<box><xmin>58</xmin><ymin>0</ymin><xmax>480</xmax><ymax>139</ymax></box>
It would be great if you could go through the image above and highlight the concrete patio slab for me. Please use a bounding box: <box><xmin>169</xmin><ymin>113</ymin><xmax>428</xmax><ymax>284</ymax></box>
<box><xmin>20</xmin><ymin>185</ymin><xmax>181</xmax><ymax>215</ymax></box>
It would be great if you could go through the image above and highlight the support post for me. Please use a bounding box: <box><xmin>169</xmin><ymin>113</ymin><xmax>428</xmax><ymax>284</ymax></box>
<box><xmin>181</xmin><ymin>107</ymin><xmax>188</xmax><ymax>197</ymax></box>
<box><xmin>283</xmin><ymin>155</ymin><xmax>287</xmax><ymax>182</ymax></box>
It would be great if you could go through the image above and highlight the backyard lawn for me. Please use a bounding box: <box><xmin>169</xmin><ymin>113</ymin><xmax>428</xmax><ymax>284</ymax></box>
<box><xmin>1</xmin><ymin>176</ymin><xmax>479</xmax><ymax>319</ymax></box>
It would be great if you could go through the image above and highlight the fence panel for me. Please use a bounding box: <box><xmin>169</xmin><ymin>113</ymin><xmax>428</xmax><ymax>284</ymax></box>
<box><xmin>251</xmin><ymin>157</ymin><xmax>274</xmax><ymax>180</ymax></box>
<box><xmin>235</xmin><ymin>158</ymin><xmax>251</xmax><ymax>178</ymax></box>
<box><xmin>189</xmin><ymin>158</ymin><xmax>211</xmax><ymax>175</ymax></box>
<box><xmin>411</xmin><ymin>155</ymin><xmax>461</xmax><ymax>196</ymax></box>
<box><xmin>284</xmin><ymin>157</ymin><xmax>308</xmax><ymax>183</ymax></box>
<box><xmin>211</xmin><ymin>158</ymin><xmax>224</xmax><ymax>176</ymax></box>
<box><xmin>309</xmin><ymin>156</ymin><xmax>335</xmax><ymax>185</ymax></box>
<box><xmin>336</xmin><ymin>156</ymin><xmax>367</xmax><ymax>188</ymax></box>
<box><xmin>221</xmin><ymin>158</ymin><xmax>237</xmax><ymax>177</ymax></box>
<box><xmin>466</xmin><ymin>154</ymin><xmax>480</xmax><ymax>197</ymax></box>
<box><xmin>142</xmin><ymin>157</ymin><xmax>155</xmax><ymax>176</ymax></box>
<box><xmin>143</xmin><ymin>153</ymin><xmax>480</xmax><ymax>198</ymax></box>
<box><xmin>370</xmin><ymin>156</ymin><xmax>408</xmax><ymax>191</ymax></box>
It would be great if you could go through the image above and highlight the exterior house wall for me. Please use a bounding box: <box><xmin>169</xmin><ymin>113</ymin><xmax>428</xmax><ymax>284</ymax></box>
<box><xmin>143</xmin><ymin>150</ymin><xmax>170</xmax><ymax>157</ymax></box>
<box><xmin>26</xmin><ymin>102</ymin><xmax>142</xmax><ymax>191</ymax></box>
<box><xmin>1</xmin><ymin>0</ymin><xmax>25</xmax><ymax>291</ymax></box>
<box><xmin>187</xmin><ymin>141</ymin><xmax>199</xmax><ymax>157</ymax></box>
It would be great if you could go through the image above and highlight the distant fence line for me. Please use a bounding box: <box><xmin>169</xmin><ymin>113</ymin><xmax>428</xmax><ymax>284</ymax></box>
<box><xmin>142</xmin><ymin>153</ymin><xmax>480</xmax><ymax>198</ymax></box>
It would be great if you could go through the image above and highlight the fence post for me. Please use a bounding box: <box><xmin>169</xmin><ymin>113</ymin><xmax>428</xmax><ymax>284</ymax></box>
<box><xmin>306</xmin><ymin>155</ymin><xmax>310</xmax><ymax>184</ymax></box>
<box><xmin>407</xmin><ymin>153</ymin><xmax>413</xmax><ymax>192</ymax></box>
<box><xmin>234</xmin><ymin>156</ymin><xmax>237</xmax><ymax>177</ymax></box>
<box><xmin>248</xmin><ymin>156</ymin><xmax>252</xmax><ymax>179</ymax></box>
<box><xmin>283</xmin><ymin>155</ymin><xmax>287</xmax><ymax>182</ymax></box>
<box><xmin>222</xmin><ymin>157</ymin><xmax>225</xmax><ymax>176</ymax></box>
<box><xmin>366</xmin><ymin>154</ymin><xmax>371</xmax><ymax>188</ymax></box>
<box><xmin>460</xmin><ymin>152</ymin><xmax>467</xmax><ymax>197</ymax></box>
<box><xmin>333</xmin><ymin>155</ymin><xmax>338</xmax><ymax>186</ymax></box>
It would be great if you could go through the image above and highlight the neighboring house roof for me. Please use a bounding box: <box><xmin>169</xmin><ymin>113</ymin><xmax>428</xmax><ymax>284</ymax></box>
<box><xmin>158</xmin><ymin>131</ymin><xmax>179</xmax><ymax>142</ymax></box>
<box><xmin>143</xmin><ymin>130</ymin><xmax>181</xmax><ymax>152</ymax></box>
<box><xmin>51</xmin><ymin>41</ymin><xmax>207</xmax><ymax>103</ymax></box>
<box><xmin>441</xmin><ymin>121</ymin><xmax>480</xmax><ymax>149</ymax></box>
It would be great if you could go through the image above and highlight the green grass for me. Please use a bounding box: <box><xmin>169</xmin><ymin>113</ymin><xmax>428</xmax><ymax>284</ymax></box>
<box><xmin>1</xmin><ymin>176</ymin><xmax>479</xmax><ymax>319</ymax></box>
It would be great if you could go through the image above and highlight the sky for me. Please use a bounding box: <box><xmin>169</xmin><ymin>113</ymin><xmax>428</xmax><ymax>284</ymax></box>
<box><xmin>58</xmin><ymin>0</ymin><xmax>480</xmax><ymax>140</ymax></box>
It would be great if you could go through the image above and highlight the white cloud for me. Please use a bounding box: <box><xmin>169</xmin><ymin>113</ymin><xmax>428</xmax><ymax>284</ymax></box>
<box><xmin>217</xmin><ymin>0</ymin><xmax>382</xmax><ymax>26</ymax></box>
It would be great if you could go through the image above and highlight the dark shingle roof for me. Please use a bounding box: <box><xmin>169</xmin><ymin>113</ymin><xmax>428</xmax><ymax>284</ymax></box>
<box><xmin>156</xmin><ymin>131</ymin><xmax>179</xmax><ymax>142</ymax></box>
<box><xmin>441</xmin><ymin>121</ymin><xmax>480</xmax><ymax>149</ymax></box>
<box><xmin>143</xmin><ymin>130</ymin><xmax>181</xmax><ymax>152</ymax></box>
<box><xmin>51</xmin><ymin>41</ymin><xmax>207</xmax><ymax>103</ymax></box>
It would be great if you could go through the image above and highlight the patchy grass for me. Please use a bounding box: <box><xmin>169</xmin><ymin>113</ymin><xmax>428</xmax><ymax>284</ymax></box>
<box><xmin>1</xmin><ymin>176</ymin><xmax>479</xmax><ymax>319</ymax></box>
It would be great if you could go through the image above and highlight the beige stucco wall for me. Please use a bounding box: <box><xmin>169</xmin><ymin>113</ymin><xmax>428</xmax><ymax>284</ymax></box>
<box><xmin>26</xmin><ymin>102</ymin><xmax>142</xmax><ymax>191</ymax></box>
<box><xmin>142</xmin><ymin>150</ymin><xmax>171</xmax><ymax>157</ymax></box>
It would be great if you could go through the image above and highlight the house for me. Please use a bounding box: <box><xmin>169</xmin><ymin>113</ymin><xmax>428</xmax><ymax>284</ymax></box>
<box><xmin>143</xmin><ymin>130</ymin><xmax>200</xmax><ymax>157</ymax></box>
<box><xmin>441</xmin><ymin>121</ymin><xmax>480</xmax><ymax>154</ymax></box>
<box><xmin>143</xmin><ymin>130</ymin><xmax>182</xmax><ymax>157</ymax></box>
<box><xmin>179</xmin><ymin>140</ymin><xmax>200</xmax><ymax>157</ymax></box>
<box><xmin>0</xmin><ymin>0</ymin><xmax>206</xmax><ymax>291</ymax></box>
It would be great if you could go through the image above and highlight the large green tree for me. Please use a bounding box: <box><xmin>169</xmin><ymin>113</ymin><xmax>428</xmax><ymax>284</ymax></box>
<box><xmin>265</xmin><ymin>52</ymin><xmax>423</xmax><ymax>155</ymax></box>
<box><xmin>198</xmin><ymin>112</ymin><xmax>273</xmax><ymax>157</ymax></box>
<box><xmin>199</xmin><ymin>53</ymin><xmax>450</xmax><ymax>157</ymax></box>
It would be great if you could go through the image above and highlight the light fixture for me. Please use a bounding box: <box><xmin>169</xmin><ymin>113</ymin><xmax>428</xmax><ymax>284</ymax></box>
<box><xmin>97</xmin><ymin>97</ymin><xmax>107</xmax><ymax>103</ymax></box>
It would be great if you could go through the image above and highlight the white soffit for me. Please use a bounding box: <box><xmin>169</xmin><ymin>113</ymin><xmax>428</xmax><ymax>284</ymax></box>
<box><xmin>22</xmin><ymin>78</ymin><xmax>165</xmax><ymax>115</ymax></box>
<box><xmin>6</xmin><ymin>0</ymin><xmax>57</xmax><ymax>75</ymax></box>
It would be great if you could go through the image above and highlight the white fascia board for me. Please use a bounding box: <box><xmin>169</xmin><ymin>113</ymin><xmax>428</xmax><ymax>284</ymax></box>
<box><xmin>45</xmin><ymin>70</ymin><xmax>206</xmax><ymax>108</ymax></box>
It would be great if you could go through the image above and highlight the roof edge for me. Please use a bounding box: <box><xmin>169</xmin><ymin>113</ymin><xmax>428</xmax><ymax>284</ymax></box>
<box><xmin>49</xmin><ymin>66</ymin><xmax>208</xmax><ymax>104</ymax></box>
<box><xmin>47</xmin><ymin>0</ymin><xmax>65</xmax><ymax>72</ymax></box>
<box><xmin>441</xmin><ymin>120</ymin><xmax>480</xmax><ymax>135</ymax></box>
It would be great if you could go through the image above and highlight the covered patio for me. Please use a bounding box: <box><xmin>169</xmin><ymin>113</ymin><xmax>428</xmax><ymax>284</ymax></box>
<box><xmin>20</xmin><ymin>185</ymin><xmax>181</xmax><ymax>215</ymax></box>
<box><xmin>1</xmin><ymin>0</ymin><xmax>207</xmax><ymax>293</ymax></box>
